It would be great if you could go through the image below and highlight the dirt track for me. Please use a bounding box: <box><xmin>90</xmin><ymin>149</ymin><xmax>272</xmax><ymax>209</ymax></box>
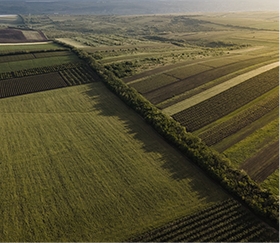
<box><xmin>164</xmin><ymin>61</ymin><xmax>279</xmax><ymax>116</ymax></box>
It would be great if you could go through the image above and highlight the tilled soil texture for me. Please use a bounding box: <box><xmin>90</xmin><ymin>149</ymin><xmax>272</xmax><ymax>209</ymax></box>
<box><xmin>240</xmin><ymin>141</ymin><xmax>279</xmax><ymax>183</ymax></box>
<box><xmin>0</xmin><ymin>29</ymin><xmax>47</xmax><ymax>43</ymax></box>
<box><xmin>143</xmin><ymin>56</ymin><xmax>274</xmax><ymax>105</ymax></box>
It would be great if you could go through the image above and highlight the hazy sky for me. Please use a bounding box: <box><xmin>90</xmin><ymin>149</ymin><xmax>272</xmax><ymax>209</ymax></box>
<box><xmin>0</xmin><ymin>0</ymin><xmax>278</xmax><ymax>14</ymax></box>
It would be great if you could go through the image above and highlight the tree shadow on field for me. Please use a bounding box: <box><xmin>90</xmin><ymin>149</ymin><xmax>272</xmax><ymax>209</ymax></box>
<box><xmin>83</xmin><ymin>82</ymin><xmax>227</xmax><ymax>203</ymax></box>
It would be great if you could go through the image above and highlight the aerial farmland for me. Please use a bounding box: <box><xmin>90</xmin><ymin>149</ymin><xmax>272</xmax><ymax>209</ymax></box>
<box><xmin>0</xmin><ymin>3</ymin><xmax>278</xmax><ymax>242</ymax></box>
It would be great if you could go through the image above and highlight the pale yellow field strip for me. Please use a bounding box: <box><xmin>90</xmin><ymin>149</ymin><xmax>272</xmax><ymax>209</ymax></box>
<box><xmin>0</xmin><ymin>41</ymin><xmax>52</xmax><ymax>45</ymax></box>
<box><xmin>163</xmin><ymin>61</ymin><xmax>279</xmax><ymax>116</ymax></box>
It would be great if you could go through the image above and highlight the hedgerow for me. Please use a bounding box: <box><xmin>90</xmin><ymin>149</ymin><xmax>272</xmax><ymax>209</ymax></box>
<box><xmin>54</xmin><ymin>40</ymin><xmax>279</xmax><ymax>229</ymax></box>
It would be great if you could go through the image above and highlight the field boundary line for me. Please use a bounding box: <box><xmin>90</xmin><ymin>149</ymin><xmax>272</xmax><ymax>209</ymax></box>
<box><xmin>163</xmin><ymin>62</ymin><xmax>279</xmax><ymax>116</ymax></box>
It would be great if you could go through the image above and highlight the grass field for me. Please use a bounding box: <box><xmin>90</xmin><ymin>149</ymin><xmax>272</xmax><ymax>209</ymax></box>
<box><xmin>0</xmin><ymin>55</ymin><xmax>79</xmax><ymax>73</ymax></box>
<box><xmin>0</xmin><ymin>43</ymin><xmax>61</xmax><ymax>52</ymax></box>
<box><xmin>0</xmin><ymin>83</ymin><xmax>229</xmax><ymax>241</ymax></box>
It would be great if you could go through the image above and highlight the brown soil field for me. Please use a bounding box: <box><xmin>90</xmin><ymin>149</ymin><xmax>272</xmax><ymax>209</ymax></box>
<box><xmin>144</xmin><ymin>56</ymin><xmax>273</xmax><ymax>105</ymax></box>
<box><xmin>171</xmin><ymin>67</ymin><xmax>279</xmax><ymax>132</ymax></box>
<box><xmin>240</xmin><ymin>141</ymin><xmax>279</xmax><ymax>183</ymax></box>
<box><xmin>0</xmin><ymin>29</ymin><xmax>47</xmax><ymax>43</ymax></box>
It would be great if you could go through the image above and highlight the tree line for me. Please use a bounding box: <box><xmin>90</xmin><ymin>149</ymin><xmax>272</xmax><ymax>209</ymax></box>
<box><xmin>54</xmin><ymin>40</ymin><xmax>279</xmax><ymax>229</ymax></box>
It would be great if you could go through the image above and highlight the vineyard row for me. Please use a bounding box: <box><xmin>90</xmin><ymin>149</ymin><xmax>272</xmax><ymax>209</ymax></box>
<box><xmin>172</xmin><ymin>67</ymin><xmax>279</xmax><ymax>132</ymax></box>
<box><xmin>0</xmin><ymin>66</ymin><xmax>100</xmax><ymax>99</ymax></box>
<box><xmin>0</xmin><ymin>62</ymin><xmax>82</xmax><ymax>80</ymax></box>
<box><xmin>0</xmin><ymin>50</ymin><xmax>70</xmax><ymax>63</ymax></box>
<box><xmin>0</xmin><ymin>72</ymin><xmax>67</xmax><ymax>98</ymax></box>
<box><xmin>129</xmin><ymin>199</ymin><xmax>278</xmax><ymax>242</ymax></box>
<box><xmin>144</xmin><ymin>56</ymin><xmax>273</xmax><ymax>105</ymax></box>
<box><xmin>198</xmin><ymin>90</ymin><xmax>279</xmax><ymax>145</ymax></box>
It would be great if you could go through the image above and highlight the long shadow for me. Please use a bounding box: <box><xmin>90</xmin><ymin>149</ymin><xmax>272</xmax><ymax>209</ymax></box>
<box><xmin>83</xmin><ymin>82</ymin><xmax>228</xmax><ymax>203</ymax></box>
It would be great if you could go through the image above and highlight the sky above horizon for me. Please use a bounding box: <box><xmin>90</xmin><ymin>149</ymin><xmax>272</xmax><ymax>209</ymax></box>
<box><xmin>0</xmin><ymin>0</ymin><xmax>278</xmax><ymax>15</ymax></box>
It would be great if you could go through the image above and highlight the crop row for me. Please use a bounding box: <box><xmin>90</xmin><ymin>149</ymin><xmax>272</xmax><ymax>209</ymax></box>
<box><xmin>129</xmin><ymin>199</ymin><xmax>278</xmax><ymax>242</ymax></box>
<box><xmin>59</xmin><ymin>65</ymin><xmax>100</xmax><ymax>85</ymax></box>
<box><xmin>0</xmin><ymin>72</ymin><xmax>67</xmax><ymax>98</ymax></box>
<box><xmin>0</xmin><ymin>62</ymin><xmax>82</xmax><ymax>80</ymax></box>
<box><xmin>199</xmin><ymin>90</ymin><xmax>279</xmax><ymax>145</ymax></box>
<box><xmin>173</xmin><ymin>67</ymin><xmax>279</xmax><ymax>131</ymax></box>
<box><xmin>130</xmin><ymin>73</ymin><xmax>178</xmax><ymax>94</ymax></box>
<box><xmin>144</xmin><ymin>55</ymin><xmax>272</xmax><ymax>105</ymax></box>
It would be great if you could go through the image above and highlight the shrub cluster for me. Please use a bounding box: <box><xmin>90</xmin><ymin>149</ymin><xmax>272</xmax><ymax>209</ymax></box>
<box><xmin>54</xmin><ymin>40</ymin><xmax>279</xmax><ymax>229</ymax></box>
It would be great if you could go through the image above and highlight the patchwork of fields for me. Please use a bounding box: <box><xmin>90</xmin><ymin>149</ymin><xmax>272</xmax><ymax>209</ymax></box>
<box><xmin>0</xmin><ymin>45</ymin><xmax>234</xmax><ymax>241</ymax></box>
<box><xmin>0</xmin><ymin>12</ymin><xmax>278</xmax><ymax>241</ymax></box>
<box><xmin>129</xmin><ymin>58</ymin><xmax>279</xmax><ymax>194</ymax></box>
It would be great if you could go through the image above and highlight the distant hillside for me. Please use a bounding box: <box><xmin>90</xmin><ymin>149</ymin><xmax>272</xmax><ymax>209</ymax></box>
<box><xmin>0</xmin><ymin>0</ymin><xmax>278</xmax><ymax>15</ymax></box>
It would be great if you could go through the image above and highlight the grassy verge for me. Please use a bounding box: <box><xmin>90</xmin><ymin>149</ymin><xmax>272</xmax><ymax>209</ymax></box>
<box><xmin>0</xmin><ymin>43</ymin><xmax>61</xmax><ymax>52</ymax></box>
<box><xmin>261</xmin><ymin>170</ymin><xmax>279</xmax><ymax>196</ymax></box>
<box><xmin>0</xmin><ymin>83</ymin><xmax>229</xmax><ymax>241</ymax></box>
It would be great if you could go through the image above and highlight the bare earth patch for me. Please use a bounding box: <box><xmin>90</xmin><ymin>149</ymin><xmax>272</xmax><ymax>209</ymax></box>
<box><xmin>164</xmin><ymin>62</ymin><xmax>279</xmax><ymax>116</ymax></box>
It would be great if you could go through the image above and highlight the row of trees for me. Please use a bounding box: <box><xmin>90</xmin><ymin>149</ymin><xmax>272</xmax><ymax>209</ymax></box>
<box><xmin>54</xmin><ymin>40</ymin><xmax>279</xmax><ymax>229</ymax></box>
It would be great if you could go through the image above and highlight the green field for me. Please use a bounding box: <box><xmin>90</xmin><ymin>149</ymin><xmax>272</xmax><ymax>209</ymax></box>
<box><xmin>0</xmin><ymin>11</ymin><xmax>278</xmax><ymax>240</ymax></box>
<box><xmin>0</xmin><ymin>55</ymin><xmax>79</xmax><ymax>73</ymax></box>
<box><xmin>0</xmin><ymin>43</ymin><xmax>61</xmax><ymax>52</ymax></box>
<box><xmin>0</xmin><ymin>83</ymin><xmax>229</xmax><ymax>241</ymax></box>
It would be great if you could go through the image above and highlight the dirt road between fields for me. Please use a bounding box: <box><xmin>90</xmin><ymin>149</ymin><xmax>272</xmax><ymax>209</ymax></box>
<box><xmin>164</xmin><ymin>61</ymin><xmax>279</xmax><ymax>116</ymax></box>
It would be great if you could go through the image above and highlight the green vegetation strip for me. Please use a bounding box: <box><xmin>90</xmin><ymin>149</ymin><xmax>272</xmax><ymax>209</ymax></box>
<box><xmin>261</xmin><ymin>170</ymin><xmax>279</xmax><ymax>196</ymax></box>
<box><xmin>223</xmin><ymin>118</ymin><xmax>279</xmax><ymax>168</ymax></box>
<box><xmin>0</xmin><ymin>43</ymin><xmax>61</xmax><ymax>52</ymax></box>
<box><xmin>63</xmin><ymin>43</ymin><xmax>278</xmax><ymax>228</ymax></box>
<box><xmin>0</xmin><ymin>55</ymin><xmax>79</xmax><ymax>73</ymax></box>
<box><xmin>0</xmin><ymin>84</ymin><xmax>228</xmax><ymax>241</ymax></box>
<box><xmin>172</xmin><ymin>67</ymin><xmax>279</xmax><ymax>131</ymax></box>
<box><xmin>130</xmin><ymin>74</ymin><xmax>179</xmax><ymax>94</ymax></box>
<box><xmin>0</xmin><ymin>62</ymin><xmax>82</xmax><ymax>80</ymax></box>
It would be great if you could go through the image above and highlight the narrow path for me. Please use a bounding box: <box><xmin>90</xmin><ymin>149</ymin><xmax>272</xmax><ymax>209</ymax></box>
<box><xmin>163</xmin><ymin>62</ymin><xmax>279</xmax><ymax>116</ymax></box>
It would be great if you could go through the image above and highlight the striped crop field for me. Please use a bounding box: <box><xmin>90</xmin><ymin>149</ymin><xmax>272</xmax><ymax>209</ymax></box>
<box><xmin>0</xmin><ymin>72</ymin><xmax>67</xmax><ymax>98</ymax></box>
<box><xmin>171</xmin><ymin>67</ymin><xmax>279</xmax><ymax>131</ymax></box>
<box><xmin>0</xmin><ymin>82</ymin><xmax>230</xmax><ymax>241</ymax></box>
<box><xmin>0</xmin><ymin>12</ymin><xmax>278</xmax><ymax>241</ymax></box>
<box><xmin>127</xmin><ymin>43</ymin><xmax>279</xmax><ymax>196</ymax></box>
<box><xmin>0</xmin><ymin>55</ymin><xmax>79</xmax><ymax>73</ymax></box>
<box><xmin>143</xmin><ymin>56</ymin><xmax>276</xmax><ymax>105</ymax></box>
<box><xmin>129</xmin><ymin>199</ymin><xmax>278</xmax><ymax>242</ymax></box>
<box><xmin>0</xmin><ymin>62</ymin><xmax>100</xmax><ymax>98</ymax></box>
